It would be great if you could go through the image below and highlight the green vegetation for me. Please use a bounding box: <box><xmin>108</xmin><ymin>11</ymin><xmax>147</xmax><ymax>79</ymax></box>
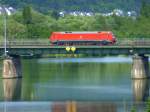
<box><xmin>131</xmin><ymin>107</ymin><xmax>136</xmax><ymax>112</ymax></box>
<box><xmin>145</xmin><ymin>98</ymin><xmax>150</xmax><ymax>112</ymax></box>
<box><xmin>0</xmin><ymin>2</ymin><xmax>149</xmax><ymax>40</ymax></box>
<box><xmin>130</xmin><ymin>97</ymin><xmax>150</xmax><ymax>112</ymax></box>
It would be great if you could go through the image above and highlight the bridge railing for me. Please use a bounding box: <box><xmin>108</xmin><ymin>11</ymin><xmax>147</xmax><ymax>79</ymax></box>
<box><xmin>116</xmin><ymin>38</ymin><xmax>150</xmax><ymax>46</ymax></box>
<box><xmin>0</xmin><ymin>39</ymin><xmax>50</xmax><ymax>47</ymax></box>
<box><xmin>0</xmin><ymin>38</ymin><xmax>150</xmax><ymax>47</ymax></box>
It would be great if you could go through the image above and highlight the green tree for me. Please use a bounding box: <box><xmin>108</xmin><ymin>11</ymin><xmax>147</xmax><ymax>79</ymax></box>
<box><xmin>92</xmin><ymin>15</ymin><xmax>108</xmax><ymax>31</ymax></box>
<box><xmin>50</xmin><ymin>10</ymin><xmax>60</xmax><ymax>20</ymax></box>
<box><xmin>140</xmin><ymin>0</ymin><xmax>150</xmax><ymax>18</ymax></box>
<box><xmin>26</xmin><ymin>10</ymin><xmax>56</xmax><ymax>38</ymax></box>
<box><xmin>7</xmin><ymin>18</ymin><xmax>26</xmax><ymax>40</ymax></box>
<box><xmin>22</xmin><ymin>5</ymin><xmax>32</xmax><ymax>24</ymax></box>
<box><xmin>22</xmin><ymin>5</ymin><xmax>33</xmax><ymax>38</ymax></box>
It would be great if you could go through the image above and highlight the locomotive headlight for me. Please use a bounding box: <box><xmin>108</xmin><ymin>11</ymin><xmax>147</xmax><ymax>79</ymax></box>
<box><xmin>66</xmin><ymin>46</ymin><xmax>70</xmax><ymax>52</ymax></box>
<box><xmin>71</xmin><ymin>46</ymin><xmax>76</xmax><ymax>52</ymax></box>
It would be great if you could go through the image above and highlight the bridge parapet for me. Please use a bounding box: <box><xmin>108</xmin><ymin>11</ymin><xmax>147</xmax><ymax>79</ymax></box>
<box><xmin>0</xmin><ymin>39</ymin><xmax>49</xmax><ymax>47</ymax></box>
<box><xmin>116</xmin><ymin>38</ymin><xmax>150</xmax><ymax>46</ymax></box>
<box><xmin>0</xmin><ymin>38</ymin><xmax>150</xmax><ymax>56</ymax></box>
<box><xmin>0</xmin><ymin>38</ymin><xmax>150</xmax><ymax>47</ymax></box>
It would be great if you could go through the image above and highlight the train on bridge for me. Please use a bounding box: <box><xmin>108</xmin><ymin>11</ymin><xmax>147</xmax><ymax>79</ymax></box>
<box><xmin>49</xmin><ymin>31</ymin><xmax>116</xmax><ymax>46</ymax></box>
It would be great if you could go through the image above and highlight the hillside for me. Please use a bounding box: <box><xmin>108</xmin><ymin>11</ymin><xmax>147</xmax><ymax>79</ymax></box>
<box><xmin>0</xmin><ymin>0</ymin><xmax>149</xmax><ymax>40</ymax></box>
<box><xmin>0</xmin><ymin>0</ymin><xmax>142</xmax><ymax>13</ymax></box>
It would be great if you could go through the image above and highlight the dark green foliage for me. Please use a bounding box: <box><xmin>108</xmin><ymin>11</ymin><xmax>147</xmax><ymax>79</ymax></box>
<box><xmin>146</xmin><ymin>98</ymin><xmax>150</xmax><ymax>112</ymax></box>
<box><xmin>0</xmin><ymin>0</ymin><xmax>143</xmax><ymax>13</ymax></box>
<box><xmin>22</xmin><ymin>5</ymin><xmax>33</xmax><ymax>38</ymax></box>
<box><xmin>131</xmin><ymin>106</ymin><xmax>136</xmax><ymax>112</ymax></box>
<box><xmin>140</xmin><ymin>0</ymin><xmax>150</xmax><ymax>18</ymax></box>
<box><xmin>50</xmin><ymin>10</ymin><xmax>60</xmax><ymax>20</ymax></box>
<box><xmin>22</xmin><ymin>5</ymin><xmax>32</xmax><ymax>24</ymax></box>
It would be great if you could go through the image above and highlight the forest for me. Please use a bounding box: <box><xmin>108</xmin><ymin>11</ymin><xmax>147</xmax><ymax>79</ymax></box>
<box><xmin>0</xmin><ymin>0</ymin><xmax>141</xmax><ymax>13</ymax></box>
<box><xmin>0</xmin><ymin>1</ymin><xmax>149</xmax><ymax>41</ymax></box>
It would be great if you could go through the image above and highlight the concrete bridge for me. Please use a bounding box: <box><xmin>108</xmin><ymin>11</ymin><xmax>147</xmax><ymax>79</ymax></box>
<box><xmin>0</xmin><ymin>38</ymin><xmax>150</xmax><ymax>79</ymax></box>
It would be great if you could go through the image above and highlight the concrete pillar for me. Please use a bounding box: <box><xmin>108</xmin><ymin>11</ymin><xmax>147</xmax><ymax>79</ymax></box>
<box><xmin>132</xmin><ymin>79</ymin><xmax>149</xmax><ymax>102</ymax></box>
<box><xmin>2</xmin><ymin>55</ymin><xmax>22</xmax><ymax>78</ymax></box>
<box><xmin>131</xmin><ymin>55</ymin><xmax>149</xmax><ymax>79</ymax></box>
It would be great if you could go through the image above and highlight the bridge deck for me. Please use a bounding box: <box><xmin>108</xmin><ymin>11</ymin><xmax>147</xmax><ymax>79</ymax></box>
<box><xmin>0</xmin><ymin>45</ymin><xmax>150</xmax><ymax>56</ymax></box>
<box><xmin>0</xmin><ymin>39</ymin><xmax>150</xmax><ymax>55</ymax></box>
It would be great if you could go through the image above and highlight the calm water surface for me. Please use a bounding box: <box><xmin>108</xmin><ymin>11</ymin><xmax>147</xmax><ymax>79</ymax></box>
<box><xmin>0</xmin><ymin>57</ymin><xmax>149</xmax><ymax>112</ymax></box>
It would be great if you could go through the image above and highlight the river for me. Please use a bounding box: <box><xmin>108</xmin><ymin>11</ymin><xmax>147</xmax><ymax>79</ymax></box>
<box><xmin>0</xmin><ymin>56</ymin><xmax>149</xmax><ymax>112</ymax></box>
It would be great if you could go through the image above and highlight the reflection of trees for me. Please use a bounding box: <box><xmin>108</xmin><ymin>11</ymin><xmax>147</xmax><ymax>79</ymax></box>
<box><xmin>23</xmin><ymin>58</ymin><xmax>131</xmax><ymax>84</ymax></box>
<box><xmin>62</xmin><ymin>63</ymin><xmax>129</xmax><ymax>80</ymax></box>
<box><xmin>3</xmin><ymin>79</ymin><xmax>22</xmax><ymax>101</ymax></box>
<box><xmin>70</xmin><ymin>62</ymin><xmax>130</xmax><ymax>84</ymax></box>
<box><xmin>20</xmin><ymin>58</ymin><xmax>132</xmax><ymax>100</ymax></box>
<box><xmin>22</xmin><ymin>59</ymin><xmax>40</xmax><ymax>100</ymax></box>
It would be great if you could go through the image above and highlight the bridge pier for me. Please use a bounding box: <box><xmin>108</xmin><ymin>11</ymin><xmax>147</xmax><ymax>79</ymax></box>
<box><xmin>131</xmin><ymin>55</ymin><xmax>149</xmax><ymax>79</ymax></box>
<box><xmin>2</xmin><ymin>55</ymin><xmax>22</xmax><ymax>78</ymax></box>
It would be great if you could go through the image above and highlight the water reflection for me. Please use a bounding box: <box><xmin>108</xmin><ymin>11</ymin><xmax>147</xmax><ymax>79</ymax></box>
<box><xmin>0</xmin><ymin>101</ymin><xmax>122</xmax><ymax>112</ymax></box>
<box><xmin>38</xmin><ymin>57</ymin><xmax>132</xmax><ymax>63</ymax></box>
<box><xmin>0</xmin><ymin>101</ymin><xmax>146</xmax><ymax>112</ymax></box>
<box><xmin>132</xmin><ymin>79</ymin><xmax>149</xmax><ymax>102</ymax></box>
<box><xmin>52</xmin><ymin>102</ymin><xmax>117</xmax><ymax>112</ymax></box>
<box><xmin>34</xmin><ymin>84</ymin><xmax>132</xmax><ymax>101</ymax></box>
<box><xmin>0</xmin><ymin>58</ymin><xmax>133</xmax><ymax>101</ymax></box>
<box><xmin>3</xmin><ymin>79</ymin><xmax>22</xmax><ymax>101</ymax></box>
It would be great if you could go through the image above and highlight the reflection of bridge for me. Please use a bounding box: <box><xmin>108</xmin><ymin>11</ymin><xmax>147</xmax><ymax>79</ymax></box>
<box><xmin>0</xmin><ymin>39</ymin><xmax>150</xmax><ymax>79</ymax></box>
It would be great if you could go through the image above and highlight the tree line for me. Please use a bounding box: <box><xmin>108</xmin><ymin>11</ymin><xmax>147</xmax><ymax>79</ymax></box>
<box><xmin>0</xmin><ymin>2</ymin><xmax>149</xmax><ymax>41</ymax></box>
<box><xmin>1</xmin><ymin>0</ymin><xmax>141</xmax><ymax>13</ymax></box>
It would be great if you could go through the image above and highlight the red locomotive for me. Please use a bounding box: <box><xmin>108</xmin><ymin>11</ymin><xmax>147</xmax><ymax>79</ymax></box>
<box><xmin>49</xmin><ymin>31</ymin><xmax>116</xmax><ymax>46</ymax></box>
